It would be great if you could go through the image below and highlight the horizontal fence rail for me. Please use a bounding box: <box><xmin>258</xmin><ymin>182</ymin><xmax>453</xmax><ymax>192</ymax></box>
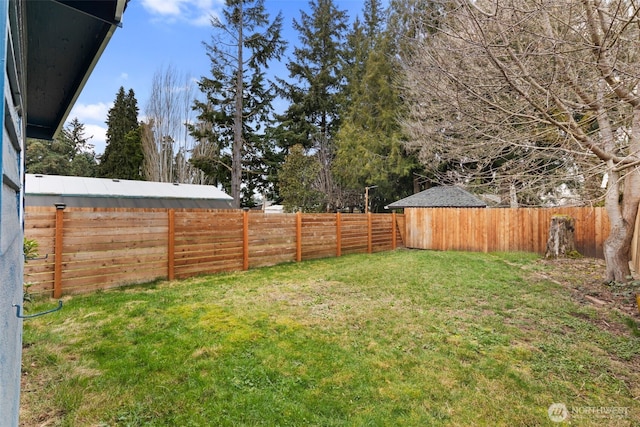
<box><xmin>404</xmin><ymin>207</ymin><xmax>609</xmax><ymax>258</ymax></box>
<box><xmin>24</xmin><ymin>207</ymin><xmax>405</xmax><ymax>296</ymax></box>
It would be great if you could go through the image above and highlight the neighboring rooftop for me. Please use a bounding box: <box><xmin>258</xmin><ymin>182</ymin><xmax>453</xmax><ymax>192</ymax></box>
<box><xmin>385</xmin><ymin>186</ymin><xmax>487</xmax><ymax>209</ymax></box>
<box><xmin>25</xmin><ymin>174</ymin><xmax>233</xmax><ymax>209</ymax></box>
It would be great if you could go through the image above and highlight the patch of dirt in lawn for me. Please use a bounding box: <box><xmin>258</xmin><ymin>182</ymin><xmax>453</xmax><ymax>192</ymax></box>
<box><xmin>535</xmin><ymin>257</ymin><xmax>640</xmax><ymax>403</ymax></box>
<box><xmin>535</xmin><ymin>257</ymin><xmax>640</xmax><ymax>332</ymax></box>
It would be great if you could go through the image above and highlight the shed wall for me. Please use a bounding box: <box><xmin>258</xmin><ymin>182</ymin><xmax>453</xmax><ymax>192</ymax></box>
<box><xmin>26</xmin><ymin>195</ymin><xmax>234</xmax><ymax>209</ymax></box>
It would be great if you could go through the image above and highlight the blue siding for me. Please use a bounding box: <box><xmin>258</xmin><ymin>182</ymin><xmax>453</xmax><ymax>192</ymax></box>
<box><xmin>0</xmin><ymin>0</ymin><xmax>24</xmax><ymax>425</ymax></box>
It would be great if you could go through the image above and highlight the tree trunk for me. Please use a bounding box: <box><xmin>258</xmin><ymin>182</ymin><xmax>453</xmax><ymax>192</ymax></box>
<box><xmin>603</xmin><ymin>225</ymin><xmax>634</xmax><ymax>284</ymax></box>
<box><xmin>232</xmin><ymin>3</ymin><xmax>243</xmax><ymax>209</ymax></box>
<box><xmin>595</xmin><ymin>93</ymin><xmax>640</xmax><ymax>283</ymax></box>
<box><xmin>602</xmin><ymin>175</ymin><xmax>638</xmax><ymax>284</ymax></box>
<box><xmin>602</xmin><ymin>182</ymin><xmax>640</xmax><ymax>283</ymax></box>
<box><xmin>602</xmin><ymin>136</ymin><xmax>640</xmax><ymax>283</ymax></box>
<box><xmin>509</xmin><ymin>183</ymin><xmax>518</xmax><ymax>209</ymax></box>
<box><xmin>545</xmin><ymin>215</ymin><xmax>576</xmax><ymax>258</ymax></box>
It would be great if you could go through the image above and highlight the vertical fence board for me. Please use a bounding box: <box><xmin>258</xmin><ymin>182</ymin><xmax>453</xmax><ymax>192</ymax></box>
<box><xmin>53</xmin><ymin>207</ymin><xmax>64</xmax><ymax>298</ymax></box>
<box><xmin>336</xmin><ymin>212</ymin><xmax>342</xmax><ymax>257</ymax></box>
<box><xmin>395</xmin><ymin>213</ymin><xmax>406</xmax><ymax>247</ymax></box>
<box><xmin>539</xmin><ymin>209</ymin><xmax>549</xmax><ymax>255</ymax></box>
<box><xmin>367</xmin><ymin>213</ymin><xmax>372</xmax><ymax>254</ymax></box>
<box><xmin>584</xmin><ymin>207</ymin><xmax>598</xmax><ymax>258</ymax></box>
<box><xmin>392</xmin><ymin>212</ymin><xmax>397</xmax><ymax>250</ymax></box>
<box><xmin>436</xmin><ymin>209</ymin><xmax>446</xmax><ymax>251</ymax></box>
<box><xmin>243</xmin><ymin>209</ymin><xmax>249</xmax><ymax>270</ymax></box>
<box><xmin>168</xmin><ymin>210</ymin><xmax>175</xmax><ymax>280</ymax></box>
<box><xmin>530</xmin><ymin>209</ymin><xmax>538</xmax><ymax>254</ymax></box>
<box><xmin>296</xmin><ymin>212</ymin><xmax>302</xmax><ymax>262</ymax></box>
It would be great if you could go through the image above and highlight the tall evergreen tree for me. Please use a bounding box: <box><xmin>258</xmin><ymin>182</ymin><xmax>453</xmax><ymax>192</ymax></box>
<box><xmin>278</xmin><ymin>144</ymin><xmax>324</xmax><ymax>212</ymax></box>
<box><xmin>387</xmin><ymin>0</ymin><xmax>446</xmax><ymax>56</ymax></box>
<box><xmin>26</xmin><ymin>118</ymin><xmax>98</xmax><ymax>177</ymax></box>
<box><xmin>333</xmin><ymin>0</ymin><xmax>419</xmax><ymax>212</ymax></box>
<box><xmin>363</xmin><ymin>0</ymin><xmax>384</xmax><ymax>39</ymax></box>
<box><xmin>274</xmin><ymin>0</ymin><xmax>348</xmax><ymax>211</ymax></box>
<box><xmin>190</xmin><ymin>0</ymin><xmax>285</xmax><ymax>208</ymax></box>
<box><xmin>66</xmin><ymin>118</ymin><xmax>99</xmax><ymax>177</ymax></box>
<box><xmin>99</xmin><ymin>87</ymin><xmax>143</xmax><ymax>180</ymax></box>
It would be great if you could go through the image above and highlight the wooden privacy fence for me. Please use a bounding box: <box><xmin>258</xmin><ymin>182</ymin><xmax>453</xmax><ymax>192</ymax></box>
<box><xmin>24</xmin><ymin>207</ymin><xmax>405</xmax><ymax>297</ymax></box>
<box><xmin>24</xmin><ymin>205</ymin><xmax>613</xmax><ymax>297</ymax></box>
<box><xmin>403</xmin><ymin>206</ymin><xmax>609</xmax><ymax>258</ymax></box>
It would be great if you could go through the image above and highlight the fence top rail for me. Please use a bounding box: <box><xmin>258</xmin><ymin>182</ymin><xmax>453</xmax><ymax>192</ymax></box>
<box><xmin>26</xmin><ymin>206</ymin><xmax>244</xmax><ymax>213</ymax></box>
<box><xmin>25</xmin><ymin>206</ymin><xmax>404</xmax><ymax>215</ymax></box>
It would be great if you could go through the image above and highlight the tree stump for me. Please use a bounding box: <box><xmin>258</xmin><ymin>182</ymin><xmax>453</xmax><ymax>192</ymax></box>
<box><xmin>545</xmin><ymin>215</ymin><xmax>577</xmax><ymax>258</ymax></box>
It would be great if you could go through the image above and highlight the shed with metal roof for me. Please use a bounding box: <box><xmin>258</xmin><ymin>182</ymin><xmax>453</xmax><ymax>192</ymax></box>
<box><xmin>26</xmin><ymin>174</ymin><xmax>234</xmax><ymax>209</ymax></box>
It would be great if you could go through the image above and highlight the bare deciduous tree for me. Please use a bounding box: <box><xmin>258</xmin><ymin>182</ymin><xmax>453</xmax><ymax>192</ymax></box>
<box><xmin>400</xmin><ymin>0</ymin><xmax>640</xmax><ymax>283</ymax></box>
<box><xmin>143</xmin><ymin>64</ymin><xmax>196</xmax><ymax>183</ymax></box>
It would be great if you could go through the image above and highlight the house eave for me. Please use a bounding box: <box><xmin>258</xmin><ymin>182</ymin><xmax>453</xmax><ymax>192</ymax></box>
<box><xmin>25</xmin><ymin>0</ymin><xmax>127</xmax><ymax>140</ymax></box>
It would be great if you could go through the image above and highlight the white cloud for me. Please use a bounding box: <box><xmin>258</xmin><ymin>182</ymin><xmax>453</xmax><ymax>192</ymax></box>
<box><xmin>141</xmin><ymin>0</ymin><xmax>221</xmax><ymax>26</ymax></box>
<box><xmin>141</xmin><ymin>0</ymin><xmax>184</xmax><ymax>16</ymax></box>
<box><xmin>194</xmin><ymin>0</ymin><xmax>216</xmax><ymax>8</ymax></box>
<box><xmin>66</xmin><ymin>103</ymin><xmax>109</xmax><ymax>154</ymax></box>
<box><xmin>68</xmin><ymin>102</ymin><xmax>111</xmax><ymax>123</ymax></box>
<box><xmin>83</xmin><ymin>124</ymin><xmax>108</xmax><ymax>155</ymax></box>
<box><xmin>191</xmin><ymin>12</ymin><xmax>214</xmax><ymax>27</ymax></box>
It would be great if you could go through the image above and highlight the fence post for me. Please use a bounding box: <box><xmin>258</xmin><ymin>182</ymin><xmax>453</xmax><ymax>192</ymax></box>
<box><xmin>243</xmin><ymin>209</ymin><xmax>249</xmax><ymax>270</ymax></box>
<box><xmin>296</xmin><ymin>211</ymin><xmax>302</xmax><ymax>262</ymax></box>
<box><xmin>392</xmin><ymin>212</ymin><xmax>397</xmax><ymax>250</ymax></box>
<box><xmin>53</xmin><ymin>204</ymin><xmax>65</xmax><ymax>298</ymax></box>
<box><xmin>168</xmin><ymin>209</ymin><xmax>175</xmax><ymax>280</ymax></box>
<box><xmin>367</xmin><ymin>212</ymin><xmax>373</xmax><ymax>254</ymax></box>
<box><xmin>336</xmin><ymin>212</ymin><xmax>342</xmax><ymax>257</ymax></box>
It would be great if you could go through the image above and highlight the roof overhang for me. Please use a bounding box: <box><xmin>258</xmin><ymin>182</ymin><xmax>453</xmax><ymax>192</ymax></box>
<box><xmin>26</xmin><ymin>0</ymin><xmax>127</xmax><ymax>140</ymax></box>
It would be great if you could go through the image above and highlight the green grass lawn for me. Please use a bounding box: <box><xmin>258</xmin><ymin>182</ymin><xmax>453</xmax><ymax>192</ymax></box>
<box><xmin>20</xmin><ymin>250</ymin><xmax>639</xmax><ymax>426</ymax></box>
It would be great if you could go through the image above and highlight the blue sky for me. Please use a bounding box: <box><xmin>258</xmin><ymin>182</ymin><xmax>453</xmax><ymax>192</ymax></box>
<box><xmin>68</xmin><ymin>0</ymin><xmax>372</xmax><ymax>155</ymax></box>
